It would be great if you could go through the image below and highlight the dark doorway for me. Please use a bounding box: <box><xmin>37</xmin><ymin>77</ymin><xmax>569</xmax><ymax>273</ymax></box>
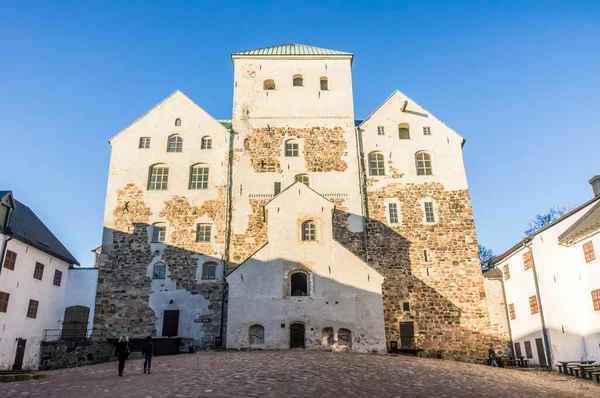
<box><xmin>62</xmin><ymin>305</ymin><xmax>90</xmax><ymax>338</ymax></box>
<box><xmin>290</xmin><ymin>323</ymin><xmax>305</xmax><ymax>348</ymax></box>
<box><xmin>162</xmin><ymin>310</ymin><xmax>180</xmax><ymax>337</ymax></box>
<box><xmin>290</xmin><ymin>273</ymin><xmax>307</xmax><ymax>296</ymax></box>
<box><xmin>13</xmin><ymin>339</ymin><xmax>26</xmax><ymax>370</ymax></box>
<box><xmin>535</xmin><ymin>338</ymin><xmax>547</xmax><ymax>367</ymax></box>
<box><xmin>400</xmin><ymin>321</ymin><xmax>415</xmax><ymax>348</ymax></box>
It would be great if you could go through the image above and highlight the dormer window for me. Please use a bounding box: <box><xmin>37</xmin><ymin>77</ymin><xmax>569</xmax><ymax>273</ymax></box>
<box><xmin>293</xmin><ymin>74</ymin><xmax>303</xmax><ymax>87</ymax></box>
<box><xmin>263</xmin><ymin>79</ymin><xmax>276</xmax><ymax>90</ymax></box>
<box><xmin>175</xmin><ymin>118</ymin><xmax>182</xmax><ymax>126</ymax></box>
<box><xmin>320</xmin><ymin>77</ymin><xmax>328</xmax><ymax>91</ymax></box>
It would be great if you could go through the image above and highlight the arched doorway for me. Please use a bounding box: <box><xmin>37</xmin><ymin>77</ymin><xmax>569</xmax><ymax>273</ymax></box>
<box><xmin>62</xmin><ymin>306</ymin><xmax>90</xmax><ymax>338</ymax></box>
<box><xmin>290</xmin><ymin>323</ymin><xmax>305</xmax><ymax>348</ymax></box>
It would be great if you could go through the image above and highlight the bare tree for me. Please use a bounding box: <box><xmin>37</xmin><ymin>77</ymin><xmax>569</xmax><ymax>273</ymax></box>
<box><xmin>524</xmin><ymin>205</ymin><xmax>575</xmax><ymax>236</ymax></box>
<box><xmin>478</xmin><ymin>244</ymin><xmax>495</xmax><ymax>272</ymax></box>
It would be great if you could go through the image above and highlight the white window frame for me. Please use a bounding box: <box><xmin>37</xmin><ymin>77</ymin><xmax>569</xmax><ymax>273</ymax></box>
<box><xmin>189</xmin><ymin>165</ymin><xmax>209</xmax><ymax>190</ymax></box>
<box><xmin>422</xmin><ymin>199</ymin><xmax>437</xmax><ymax>224</ymax></box>
<box><xmin>377</xmin><ymin>126</ymin><xmax>385</xmax><ymax>136</ymax></box>
<box><xmin>196</xmin><ymin>224</ymin><xmax>212</xmax><ymax>242</ymax></box>
<box><xmin>139</xmin><ymin>137</ymin><xmax>151</xmax><ymax>149</ymax></box>
<box><xmin>423</xmin><ymin>126</ymin><xmax>431</xmax><ymax>136</ymax></box>
<box><xmin>384</xmin><ymin>199</ymin><xmax>402</xmax><ymax>225</ymax></box>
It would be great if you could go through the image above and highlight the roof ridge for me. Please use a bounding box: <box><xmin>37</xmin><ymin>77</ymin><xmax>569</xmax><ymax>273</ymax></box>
<box><xmin>232</xmin><ymin>43</ymin><xmax>352</xmax><ymax>56</ymax></box>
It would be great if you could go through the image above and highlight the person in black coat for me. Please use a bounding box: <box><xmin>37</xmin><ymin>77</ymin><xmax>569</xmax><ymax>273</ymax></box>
<box><xmin>114</xmin><ymin>335</ymin><xmax>131</xmax><ymax>377</ymax></box>
<box><xmin>141</xmin><ymin>336</ymin><xmax>154</xmax><ymax>374</ymax></box>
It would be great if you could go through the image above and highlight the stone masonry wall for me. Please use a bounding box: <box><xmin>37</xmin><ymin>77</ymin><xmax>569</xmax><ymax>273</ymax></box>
<box><xmin>39</xmin><ymin>340</ymin><xmax>115</xmax><ymax>370</ymax></box>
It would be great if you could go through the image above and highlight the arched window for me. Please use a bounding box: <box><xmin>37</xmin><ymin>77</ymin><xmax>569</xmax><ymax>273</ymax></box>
<box><xmin>320</xmin><ymin>77</ymin><xmax>328</xmax><ymax>91</ymax></box>
<box><xmin>175</xmin><ymin>118</ymin><xmax>182</xmax><ymax>126</ymax></box>
<box><xmin>368</xmin><ymin>152</ymin><xmax>385</xmax><ymax>176</ymax></box>
<box><xmin>302</xmin><ymin>220</ymin><xmax>316</xmax><ymax>241</ymax></box>
<box><xmin>293</xmin><ymin>74</ymin><xmax>303</xmax><ymax>87</ymax></box>
<box><xmin>152</xmin><ymin>223</ymin><xmax>167</xmax><ymax>242</ymax></box>
<box><xmin>415</xmin><ymin>151</ymin><xmax>433</xmax><ymax>175</ymax></box>
<box><xmin>153</xmin><ymin>262</ymin><xmax>166</xmax><ymax>279</ymax></box>
<box><xmin>248</xmin><ymin>324</ymin><xmax>265</xmax><ymax>345</ymax></box>
<box><xmin>167</xmin><ymin>135</ymin><xmax>183</xmax><ymax>152</ymax></box>
<box><xmin>290</xmin><ymin>272</ymin><xmax>308</xmax><ymax>296</ymax></box>
<box><xmin>202</xmin><ymin>261</ymin><xmax>217</xmax><ymax>280</ymax></box>
<box><xmin>398</xmin><ymin>123</ymin><xmax>410</xmax><ymax>139</ymax></box>
<box><xmin>201</xmin><ymin>136</ymin><xmax>212</xmax><ymax>150</ymax></box>
<box><xmin>189</xmin><ymin>164</ymin><xmax>209</xmax><ymax>189</ymax></box>
<box><xmin>295</xmin><ymin>174</ymin><xmax>310</xmax><ymax>186</ymax></box>
<box><xmin>263</xmin><ymin>79</ymin><xmax>276</xmax><ymax>90</ymax></box>
<box><xmin>148</xmin><ymin>164</ymin><xmax>169</xmax><ymax>190</ymax></box>
<box><xmin>338</xmin><ymin>328</ymin><xmax>352</xmax><ymax>347</ymax></box>
<box><xmin>321</xmin><ymin>327</ymin><xmax>334</xmax><ymax>347</ymax></box>
<box><xmin>285</xmin><ymin>139</ymin><xmax>299</xmax><ymax>157</ymax></box>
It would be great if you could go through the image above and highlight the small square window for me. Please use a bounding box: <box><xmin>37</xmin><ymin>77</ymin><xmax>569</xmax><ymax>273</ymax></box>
<box><xmin>583</xmin><ymin>241</ymin><xmax>596</xmax><ymax>263</ymax></box>
<box><xmin>424</xmin><ymin>202</ymin><xmax>435</xmax><ymax>223</ymax></box>
<box><xmin>388</xmin><ymin>203</ymin><xmax>399</xmax><ymax>224</ymax></box>
<box><xmin>285</xmin><ymin>142</ymin><xmax>299</xmax><ymax>157</ymax></box>
<box><xmin>196</xmin><ymin>224</ymin><xmax>212</xmax><ymax>242</ymax></box>
<box><xmin>508</xmin><ymin>303</ymin><xmax>516</xmax><ymax>320</ymax></box>
<box><xmin>3</xmin><ymin>250</ymin><xmax>16</xmax><ymax>270</ymax></box>
<box><xmin>33</xmin><ymin>262</ymin><xmax>44</xmax><ymax>280</ymax></box>
<box><xmin>0</xmin><ymin>291</ymin><xmax>9</xmax><ymax>313</ymax></box>
<box><xmin>139</xmin><ymin>137</ymin><xmax>151</xmax><ymax>149</ymax></box>
<box><xmin>202</xmin><ymin>263</ymin><xmax>216</xmax><ymax>280</ymax></box>
<box><xmin>27</xmin><ymin>299</ymin><xmax>39</xmax><ymax>318</ymax></box>
<box><xmin>377</xmin><ymin>126</ymin><xmax>385</xmax><ymax>136</ymax></box>
<box><xmin>152</xmin><ymin>224</ymin><xmax>166</xmax><ymax>243</ymax></box>
<box><xmin>423</xmin><ymin>127</ymin><xmax>431</xmax><ymax>136</ymax></box>
<box><xmin>153</xmin><ymin>264</ymin><xmax>166</xmax><ymax>279</ymax></box>
<box><xmin>53</xmin><ymin>270</ymin><xmax>63</xmax><ymax>286</ymax></box>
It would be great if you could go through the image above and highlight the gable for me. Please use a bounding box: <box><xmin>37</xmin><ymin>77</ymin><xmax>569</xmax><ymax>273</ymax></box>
<box><xmin>265</xmin><ymin>181</ymin><xmax>333</xmax><ymax>212</ymax></box>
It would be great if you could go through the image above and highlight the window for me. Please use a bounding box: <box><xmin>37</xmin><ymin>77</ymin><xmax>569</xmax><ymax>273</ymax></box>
<box><xmin>249</xmin><ymin>324</ymin><xmax>265</xmax><ymax>345</ymax></box>
<box><xmin>152</xmin><ymin>223</ymin><xmax>166</xmax><ymax>243</ymax></box>
<box><xmin>524</xmin><ymin>341</ymin><xmax>533</xmax><ymax>358</ymax></box>
<box><xmin>403</xmin><ymin>302</ymin><xmax>410</xmax><ymax>311</ymax></box>
<box><xmin>196</xmin><ymin>224</ymin><xmax>212</xmax><ymax>242</ymax></box>
<box><xmin>592</xmin><ymin>289</ymin><xmax>600</xmax><ymax>311</ymax></box>
<box><xmin>202</xmin><ymin>262</ymin><xmax>217</xmax><ymax>280</ymax></box>
<box><xmin>295</xmin><ymin>174</ymin><xmax>310</xmax><ymax>187</ymax></box>
<box><xmin>148</xmin><ymin>165</ymin><xmax>169</xmax><ymax>190</ymax></box>
<box><xmin>529</xmin><ymin>295</ymin><xmax>539</xmax><ymax>314</ymax></box>
<box><xmin>3</xmin><ymin>250</ymin><xmax>16</xmax><ymax>270</ymax></box>
<box><xmin>583</xmin><ymin>241</ymin><xmax>596</xmax><ymax>263</ymax></box>
<box><xmin>175</xmin><ymin>118</ymin><xmax>182</xmax><ymax>126</ymax></box>
<box><xmin>388</xmin><ymin>203</ymin><xmax>399</xmax><ymax>224</ymax></box>
<box><xmin>153</xmin><ymin>263</ymin><xmax>166</xmax><ymax>279</ymax></box>
<box><xmin>338</xmin><ymin>328</ymin><xmax>352</xmax><ymax>347</ymax></box>
<box><xmin>416</xmin><ymin>152</ymin><xmax>433</xmax><ymax>175</ymax></box>
<box><xmin>139</xmin><ymin>137</ymin><xmax>151</xmax><ymax>149</ymax></box>
<box><xmin>285</xmin><ymin>140</ymin><xmax>299</xmax><ymax>157</ymax></box>
<box><xmin>167</xmin><ymin>135</ymin><xmax>183</xmax><ymax>152</ymax></box>
<box><xmin>27</xmin><ymin>299</ymin><xmax>39</xmax><ymax>318</ymax></box>
<box><xmin>377</xmin><ymin>126</ymin><xmax>385</xmax><ymax>136</ymax></box>
<box><xmin>189</xmin><ymin>165</ymin><xmax>209</xmax><ymax>190</ymax></box>
<box><xmin>302</xmin><ymin>221</ymin><xmax>316</xmax><ymax>241</ymax></box>
<box><xmin>201</xmin><ymin>136</ymin><xmax>212</xmax><ymax>150</ymax></box>
<box><xmin>293</xmin><ymin>74</ymin><xmax>303</xmax><ymax>86</ymax></box>
<box><xmin>0</xmin><ymin>291</ymin><xmax>9</xmax><ymax>313</ymax></box>
<box><xmin>398</xmin><ymin>123</ymin><xmax>410</xmax><ymax>139</ymax></box>
<box><xmin>321</xmin><ymin>327</ymin><xmax>334</xmax><ymax>346</ymax></box>
<box><xmin>33</xmin><ymin>262</ymin><xmax>44</xmax><ymax>280</ymax></box>
<box><xmin>291</xmin><ymin>272</ymin><xmax>308</xmax><ymax>296</ymax></box>
<box><xmin>320</xmin><ymin>77</ymin><xmax>328</xmax><ymax>90</ymax></box>
<box><xmin>509</xmin><ymin>303</ymin><xmax>516</xmax><ymax>320</ymax></box>
<box><xmin>274</xmin><ymin>182</ymin><xmax>281</xmax><ymax>195</ymax></box>
<box><xmin>368</xmin><ymin>152</ymin><xmax>385</xmax><ymax>176</ymax></box>
<box><xmin>423</xmin><ymin>126</ymin><xmax>431</xmax><ymax>136</ymax></box>
<box><xmin>424</xmin><ymin>202</ymin><xmax>435</xmax><ymax>223</ymax></box>
<box><xmin>523</xmin><ymin>251</ymin><xmax>533</xmax><ymax>270</ymax></box>
<box><xmin>503</xmin><ymin>264</ymin><xmax>510</xmax><ymax>280</ymax></box>
<box><xmin>263</xmin><ymin>79</ymin><xmax>276</xmax><ymax>90</ymax></box>
<box><xmin>514</xmin><ymin>342</ymin><xmax>522</xmax><ymax>358</ymax></box>
<box><xmin>53</xmin><ymin>270</ymin><xmax>63</xmax><ymax>286</ymax></box>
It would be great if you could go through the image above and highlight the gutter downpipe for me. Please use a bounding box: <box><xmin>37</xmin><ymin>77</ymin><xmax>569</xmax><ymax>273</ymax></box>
<box><xmin>496</xmin><ymin>270</ymin><xmax>515</xmax><ymax>355</ymax></box>
<box><xmin>526</xmin><ymin>240</ymin><xmax>553</xmax><ymax>369</ymax></box>
<box><xmin>354</xmin><ymin>126</ymin><xmax>369</xmax><ymax>262</ymax></box>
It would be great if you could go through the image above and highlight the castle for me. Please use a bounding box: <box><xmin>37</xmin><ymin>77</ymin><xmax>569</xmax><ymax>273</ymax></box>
<box><xmin>95</xmin><ymin>43</ymin><xmax>504</xmax><ymax>358</ymax></box>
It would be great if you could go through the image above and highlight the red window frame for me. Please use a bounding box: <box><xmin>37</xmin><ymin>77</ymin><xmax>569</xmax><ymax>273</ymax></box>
<box><xmin>0</xmin><ymin>291</ymin><xmax>9</xmax><ymax>313</ymax></box>
<box><xmin>592</xmin><ymin>289</ymin><xmax>600</xmax><ymax>311</ymax></box>
<box><xmin>27</xmin><ymin>299</ymin><xmax>39</xmax><ymax>318</ymax></box>
<box><xmin>33</xmin><ymin>262</ymin><xmax>44</xmax><ymax>280</ymax></box>
<box><xmin>503</xmin><ymin>264</ymin><xmax>510</xmax><ymax>280</ymax></box>
<box><xmin>529</xmin><ymin>295</ymin><xmax>539</xmax><ymax>314</ymax></box>
<box><xmin>53</xmin><ymin>270</ymin><xmax>63</xmax><ymax>287</ymax></box>
<box><xmin>523</xmin><ymin>251</ymin><xmax>533</xmax><ymax>270</ymax></box>
<box><xmin>509</xmin><ymin>303</ymin><xmax>516</xmax><ymax>320</ymax></box>
<box><xmin>3</xmin><ymin>250</ymin><xmax>17</xmax><ymax>270</ymax></box>
<box><xmin>583</xmin><ymin>241</ymin><xmax>596</xmax><ymax>263</ymax></box>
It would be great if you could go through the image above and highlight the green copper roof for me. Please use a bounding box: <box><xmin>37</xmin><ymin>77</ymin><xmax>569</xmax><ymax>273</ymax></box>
<box><xmin>232</xmin><ymin>43</ymin><xmax>352</xmax><ymax>56</ymax></box>
<box><xmin>217</xmin><ymin>120</ymin><xmax>232</xmax><ymax>129</ymax></box>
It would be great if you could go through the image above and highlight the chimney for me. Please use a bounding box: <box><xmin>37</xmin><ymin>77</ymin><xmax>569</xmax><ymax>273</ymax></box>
<box><xmin>590</xmin><ymin>175</ymin><xmax>600</xmax><ymax>197</ymax></box>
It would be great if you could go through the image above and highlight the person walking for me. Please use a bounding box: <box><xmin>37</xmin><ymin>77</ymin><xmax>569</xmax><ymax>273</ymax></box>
<box><xmin>142</xmin><ymin>336</ymin><xmax>154</xmax><ymax>374</ymax></box>
<box><xmin>488</xmin><ymin>343</ymin><xmax>498</xmax><ymax>367</ymax></box>
<box><xmin>115</xmin><ymin>335</ymin><xmax>131</xmax><ymax>377</ymax></box>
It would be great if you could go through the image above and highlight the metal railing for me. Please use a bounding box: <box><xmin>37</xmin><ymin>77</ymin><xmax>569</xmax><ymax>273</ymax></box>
<box><xmin>43</xmin><ymin>328</ymin><xmax>117</xmax><ymax>342</ymax></box>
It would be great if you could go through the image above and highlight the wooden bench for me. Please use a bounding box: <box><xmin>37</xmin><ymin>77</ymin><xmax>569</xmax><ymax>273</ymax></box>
<box><xmin>591</xmin><ymin>371</ymin><xmax>600</xmax><ymax>383</ymax></box>
<box><xmin>558</xmin><ymin>360</ymin><xmax>595</xmax><ymax>375</ymax></box>
<box><xmin>567</xmin><ymin>365</ymin><xmax>582</xmax><ymax>377</ymax></box>
<box><xmin>581</xmin><ymin>365</ymin><xmax>600</xmax><ymax>380</ymax></box>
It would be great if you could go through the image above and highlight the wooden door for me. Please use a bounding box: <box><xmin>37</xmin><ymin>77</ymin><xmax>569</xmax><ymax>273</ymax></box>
<box><xmin>13</xmin><ymin>339</ymin><xmax>26</xmax><ymax>370</ymax></box>
<box><xmin>162</xmin><ymin>310</ymin><xmax>180</xmax><ymax>337</ymax></box>
<box><xmin>62</xmin><ymin>306</ymin><xmax>90</xmax><ymax>338</ymax></box>
<box><xmin>535</xmin><ymin>338</ymin><xmax>547</xmax><ymax>367</ymax></box>
<box><xmin>289</xmin><ymin>323</ymin><xmax>305</xmax><ymax>348</ymax></box>
<box><xmin>400</xmin><ymin>322</ymin><xmax>415</xmax><ymax>348</ymax></box>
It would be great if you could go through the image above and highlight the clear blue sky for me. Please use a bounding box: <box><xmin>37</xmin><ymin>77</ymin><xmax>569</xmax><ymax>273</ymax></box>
<box><xmin>1</xmin><ymin>1</ymin><xmax>599</xmax><ymax>265</ymax></box>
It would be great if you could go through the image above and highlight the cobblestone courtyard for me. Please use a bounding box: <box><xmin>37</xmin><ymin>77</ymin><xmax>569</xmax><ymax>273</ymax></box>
<box><xmin>2</xmin><ymin>351</ymin><xmax>599</xmax><ymax>397</ymax></box>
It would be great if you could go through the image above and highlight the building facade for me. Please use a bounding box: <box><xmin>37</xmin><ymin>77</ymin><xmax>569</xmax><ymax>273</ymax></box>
<box><xmin>95</xmin><ymin>43</ymin><xmax>503</xmax><ymax>358</ymax></box>
<box><xmin>491</xmin><ymin>176</ymin><xmax>600</xmax><ymax>366</ymax></box>
<box><xmin>0</xmin><ymin>191</ymin><xmax>81</xmax><ymax>370</ymax></box>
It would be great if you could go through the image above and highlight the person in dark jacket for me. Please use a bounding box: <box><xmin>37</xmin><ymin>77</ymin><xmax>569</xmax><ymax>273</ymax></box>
<box><xmin>488</xmin><ymin>343</ymin><xmax>498</xmax><ymax>367</ymax></box>
<box><xmin>114</xmin><ymin>335</ymin><xmax>131</xmax><ymax>377</ymax></box>
<box><xmin>141</xmin><ymin>336</ymin><xmax>154</xmax><ymax>374</ymax></box>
